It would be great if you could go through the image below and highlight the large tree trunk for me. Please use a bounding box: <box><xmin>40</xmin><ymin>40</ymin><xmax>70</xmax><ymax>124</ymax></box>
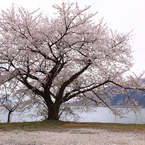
<box><xmin>46</xmin><ymin>104</ymin><xmax>60</xmax><ymax>120</ymax></box>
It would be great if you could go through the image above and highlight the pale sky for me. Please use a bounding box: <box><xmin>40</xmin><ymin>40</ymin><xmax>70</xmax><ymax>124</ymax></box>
<box><xmin>0</xmin><ymin>0</ymin><xmax>145</xmax><ymax>75</ymax></box>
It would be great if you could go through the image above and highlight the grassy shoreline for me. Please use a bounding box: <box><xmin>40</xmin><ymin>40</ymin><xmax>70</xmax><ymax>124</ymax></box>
<box><xmin>0</xmin><ymin>120</ymin><xmax>145</xmax><ymax>133</ymax></box>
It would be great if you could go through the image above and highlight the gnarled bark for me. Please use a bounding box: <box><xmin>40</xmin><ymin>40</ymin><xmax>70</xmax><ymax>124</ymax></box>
<box><xmin>47</xmin><ymin>104</ymin><xmax>60</xmax><ymax>120</ymax></box>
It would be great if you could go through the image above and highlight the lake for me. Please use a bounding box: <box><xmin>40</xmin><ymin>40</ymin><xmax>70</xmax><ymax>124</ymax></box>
<box><xmin>61</xmin><ymin>107</ymin><xmax>145</xmax><ymax>124</ymax></box>
<box><xmin>0</xmin><ymin>107</ymin><xmax>145</xmax><ymax>124</ymax></box>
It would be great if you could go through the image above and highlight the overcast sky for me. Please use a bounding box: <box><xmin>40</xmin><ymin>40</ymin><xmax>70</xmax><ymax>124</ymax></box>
<box><xmin>0</xmin><ymin>0</ymin><xmax>145</xmax><ymax>75</ymax></box>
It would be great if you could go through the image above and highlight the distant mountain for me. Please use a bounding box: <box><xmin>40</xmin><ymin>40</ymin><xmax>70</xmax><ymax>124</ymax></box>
<box><xmin>110</xmin><ymin>89</ymin><xmax>145</xmax><ymax>107</ymax></box>
<box><xmin>70</xmin><ymin>89</ymin><xmax>145</xmax><ymax>108</ymax></box>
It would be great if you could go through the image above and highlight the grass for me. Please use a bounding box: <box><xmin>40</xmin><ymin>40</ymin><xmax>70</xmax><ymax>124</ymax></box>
<box><xmin>0</xmin><ymin>120</ymin><xmax>145</xmax><ymax>133</ymax></box>
<box><xmin>0</xmin><ymin>120</ymin><xmax>65</xmax><ymax>131</ymax></box>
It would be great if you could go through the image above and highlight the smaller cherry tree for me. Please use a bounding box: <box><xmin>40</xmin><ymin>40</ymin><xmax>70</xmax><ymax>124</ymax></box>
<box><xmin>0</xmin><ymin>81</ymin><xmax>36</xmax><ymax>122</ymax></box>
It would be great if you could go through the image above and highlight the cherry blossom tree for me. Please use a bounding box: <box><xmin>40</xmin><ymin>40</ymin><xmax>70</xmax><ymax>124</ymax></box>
<box><xmin>0</xmin><ymin>82</ymin><xmax>30</xmax><ymax>122</ymax></box>
<box><xmin>0</xmin><ymin>2</ymin><xmax>144</xmax><ymax>120</ymax></box>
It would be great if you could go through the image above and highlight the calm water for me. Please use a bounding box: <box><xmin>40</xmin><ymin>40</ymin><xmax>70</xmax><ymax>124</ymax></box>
<box><xmin>0</xmin><ymin>107</ymin><xmax>145</xmax><ymax>124</ymax></box>
<box><xmin>62</xmin><ymin>107</ymin><xmax>145</xmax><ymax>124</ymax></box>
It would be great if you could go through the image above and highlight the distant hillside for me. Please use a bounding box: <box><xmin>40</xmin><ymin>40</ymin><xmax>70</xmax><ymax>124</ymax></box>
<box><xmin>110</xmin><ymin>89</ymin><xmax>145</xmax><ymax>107</ymax></box>
<box><xmin>71</xmin><ymin>90</ymin><xmax>145</xmax><ymax>108</ymax></box>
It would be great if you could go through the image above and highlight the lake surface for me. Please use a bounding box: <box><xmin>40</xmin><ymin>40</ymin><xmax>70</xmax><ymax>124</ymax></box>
<box><xmin>61</xmin><ymin>107</ymin><xmax>145</xmax><ymax>124</ymax></box>
<box><xmin>0</xmin><ymin>107</ymin><xmax>145</xmax><ymax>124</ymax></box>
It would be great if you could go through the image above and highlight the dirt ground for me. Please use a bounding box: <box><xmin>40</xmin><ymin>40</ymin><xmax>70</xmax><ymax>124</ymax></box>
<box><xmin>0</xmin><ymin>128</ymin><xmax>145</xmax><ymax>145</ymax></box>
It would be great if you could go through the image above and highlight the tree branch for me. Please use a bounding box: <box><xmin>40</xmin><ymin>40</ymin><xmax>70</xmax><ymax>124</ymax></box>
<box><xmin>57</xmin><ymin>61</ymin><xmax>92</xmax><ymax>102</ymax></box>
